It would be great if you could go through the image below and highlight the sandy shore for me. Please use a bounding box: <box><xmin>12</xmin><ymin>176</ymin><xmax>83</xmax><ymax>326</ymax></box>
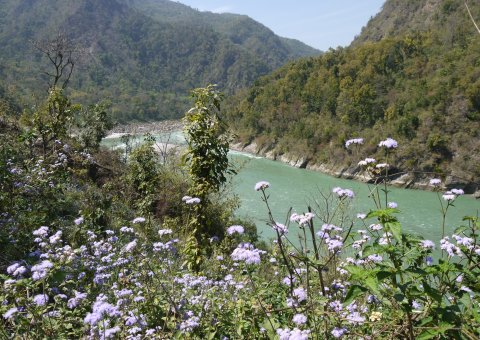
<box><xmin>108</xmin><ymin>120</ymin><xmax>183</xmax><ymax>135</ymax></box>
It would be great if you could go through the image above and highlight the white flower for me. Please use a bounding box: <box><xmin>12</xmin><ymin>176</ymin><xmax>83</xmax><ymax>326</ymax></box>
<box><xmin>254</xmin><ymin>181</ymin><xmax>270</xmax><ymax>191</ymax></box>
<box><xmin>227</xmin><ymin>225</ymin><xmax>244</xmax><ymax>235</ymax></box>
<box><xmin>132</xmin><ymin>217</ymin><xmax>146</xmax><ymax>224</ymax></box>
<box><xmin>429</xmin><ymin>178</ymin><xmax>441</xmax><ymax>186</ymax></box>
<box><xmin>378</xmin><ymin>138</ymin><xmax>398</xmax><ymax>149</ymax></box>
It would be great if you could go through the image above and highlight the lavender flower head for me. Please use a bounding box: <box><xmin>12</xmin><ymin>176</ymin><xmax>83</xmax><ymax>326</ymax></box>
<box><xmin>231</xmin><ymin>242</ymin><xmax>265</xmax><ymax>265</ymax></box>
<box><xmin>74</xmin><ymin>216</ymin><xmax>84</xmax><ymax>225</ymax></box>
<box><xmin>227</xmin><ymin>225</ymin><xmax>244</xmax><ymax>235</ymax></box>
<box><xmin>332</xmin><ymin>187</ymin><xmax>354</xmax><ymax>199</ymax></box>
<box><xmin>132</xmin><ymin>217</ymin><xmax>146</xmax><ymax>224</ymax></box>
<box><xmin>272</xmin><ymin>222</ymin><xmax>288</xmax><ymax>236</ymax></box>
<box><xmin>254</xmin><ymin>181</ymin><xmax>270</xmax><ymax>191</ymax></box>
<box><xmin>429</xmin><ymin>178</ymin><xmax>441</xmax><ymax>186</ymax></box>
<box><xmin>292</xmin><ymin>313</ymin><xmax>307</xmax><ymax>325</ymax></box>
<box><xmin>420</xmin><ymin>240</ymin><xmax>435</xmax><ymax>250</ymax></box>
<box><xmin>345</xmin><ymin>138</ymin><xmax>364</xmax><ymax>148</ymax></box>
<box><xmin>387</xmin><ymin>202</ymin><xmax>398</xmax><ymax>209</ymax></box>
<box><xmin>33</xmin><ymin>294</ymin><xmax>49</xmax><ymax>306</ymax></box>
<box><xmin>378</xmin><ymin>137</ymin><xmax>398</xmax><ymax>149</ymax></box>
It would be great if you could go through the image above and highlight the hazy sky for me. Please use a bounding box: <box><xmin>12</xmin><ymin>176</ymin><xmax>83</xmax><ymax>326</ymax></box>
<box><xmin>176</xmin><ymin>0</ymin><xmax>385</xmax><ymax>50</ymax></box>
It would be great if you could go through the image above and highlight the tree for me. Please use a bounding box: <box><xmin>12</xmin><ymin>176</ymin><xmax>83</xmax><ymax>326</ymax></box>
<box><xmin>182</xmin><ymin>85</ymin><xmax>234</xmax><ymax>270</ymax></box>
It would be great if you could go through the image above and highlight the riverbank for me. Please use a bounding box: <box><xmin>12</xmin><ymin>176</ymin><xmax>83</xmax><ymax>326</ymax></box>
<box><xmin>231</xmin><ymin>141</ymin><xmax>480</xmax><ymax>198</ymax></box>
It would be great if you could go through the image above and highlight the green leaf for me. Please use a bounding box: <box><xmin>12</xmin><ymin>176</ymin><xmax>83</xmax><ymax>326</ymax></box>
<box><xmin>385</xmin><ymin>221</ymin><xmax>402</xmax><ymax>244</ymax></box>
<box><xmin>343</xmin><ymin>285</ymin><xmax>368</xmax><ymax>305</ymax></box>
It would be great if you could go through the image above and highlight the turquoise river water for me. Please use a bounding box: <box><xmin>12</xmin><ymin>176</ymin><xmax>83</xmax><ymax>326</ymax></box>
<box><xmin>102</xmin><ymin>131</ymin><xmax>479</xmax><ymax>243</ymax></box>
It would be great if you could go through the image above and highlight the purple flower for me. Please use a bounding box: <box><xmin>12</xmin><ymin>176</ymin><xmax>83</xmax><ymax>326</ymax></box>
<box><xmin>231</xmin><ymin>243</ymin><xmax>265</xmax><ymax>265</ymax></box>
<box><xmin>74</xmin><ymin>216</ymin><xmax>84</xmax><ymax>225</ymax></box>
<box><xmin>84</xmin><ymin>295</ymin><xmax>120</xmax><ymax>326</ymax></box>
<box><xmin>132</xmin><ymin>217</ymin><xmax>146</xmax><ymax>224</ymax></box>
<box><xmin>420</xmin><ymin>240</ymin><xmax>435</xmax><ymax>250</ymax></box>
<box><xmin>451</xmin><ymin>188</ymin><xmax>464</xmax><ymax>195</ymax></box>
<box><xmin>442</xmin><ymin>191</ymin><xmax>456</xmax><ymax>201</ymax></box>
<box><xmin>32</xmin><ymin>226</ymin><xmax>49</xmax><ymax>237</ymax></box>
<box><xmin>345</xmin><ymin>138</ymin><xmax>364</xmax><ymax>148</ymax></box>
<box><xmin>67</xmin><ymin>291</ymin><xmax>88</xmax><ymax>309</ymax></box>
<box><xmin>158</xmin><ymin>229</ymin><xmax>173</xmax><ymax>236</ymax></box>
<box><xmin>387</xmin><ymin>202</ymin><xmax>398</xmax><ymax>208</ymax></box>
<box><xmin>293</xmin><ymin>287</ymin><xmax>307</xmax><ymax>302</ymax></box>
<box><xmin>33</xmin><ymin>294</ymin><xmax>49</xmax><ymax>306</ymax></box>
<box><xmin>2</xmin><ymin>307</ymin><xmax>18</xmax><ymax>320</ymax></box>
<box><xmin>124</xmin><ymin>239</ymin><xmax>137</xmax><ymax>252</ymax></box>
<box><xmin>272</xmin><ymin>222</ymin><xmax>288</xmax><ymax>236</ymax></box>
<box><xmin>425</xmin><ymin>256</ymin><xmax>433</xmax><ymax>266</ymax></box>
<box><xmin>226</xmin><ymin>225</ymin><xmax>244</xmax><ymax>235</ymax></box>
<box><xmin>378</xmin><ymin>137</ymin><xmax>398</xmax><ymax>149</ymax></box>
<box><xmin>429</xmin><ymin>178</ymin><xmax>441</xmax><ymax>186</ymax></box>
<box><xmin>31</xmin><ymin>260</ymin><xmax>53</xmax><ymax>281</ymax></box>
<box><xmin>332</xmin><ymin>187</ymin><xmax>354</xmax><ymax>198</ymax></box>
<box><xmin>292</xmin><ymin>313</ymin><xmax>307</xmax><ymax>325</ymax></box>
<box><xmin>254</xmin><ymin>181</ymin><xmax>270</xmax><ymax>191</ymax></box>
<box><xmin>412</xmin><ymin>300</ymin><xmax>422</xmax><ymax>310</ymax></box>
<box><xmin>331</xmin><ymin>327</ymin><xmax>347</xmax><ymax>338</ymax></box>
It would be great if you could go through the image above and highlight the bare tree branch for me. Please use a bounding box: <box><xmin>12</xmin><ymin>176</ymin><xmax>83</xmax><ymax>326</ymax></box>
<box><xmin>32</xmin><ymin>32</ymin><xmax>88</xmax><ymax>90</ymax></box>
<box><xmin>465</xmin><ymin>1</ymin><xmax>480</xmax><ymax>35</ymax></box>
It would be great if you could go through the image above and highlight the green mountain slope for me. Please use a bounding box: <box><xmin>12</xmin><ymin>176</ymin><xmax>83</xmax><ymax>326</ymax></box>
<box><xmin>0</xmin><ymin>0</ymin><xmax>319</xmax><ymax>121</ymax></box>
<box><xmin>224</xmin><ymin>0</ymin><xmax>480</xmax><ymax>191</ymax></box>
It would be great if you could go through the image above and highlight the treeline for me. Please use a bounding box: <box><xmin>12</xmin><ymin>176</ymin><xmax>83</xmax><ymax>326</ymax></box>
<box><xmin>224</xmin><ymin>0</ymin><xmax>480</xmax><ymax>187</ymax></box>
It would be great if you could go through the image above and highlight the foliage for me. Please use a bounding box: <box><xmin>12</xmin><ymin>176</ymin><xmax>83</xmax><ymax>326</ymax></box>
<box><xmin>0</xmin><ymin>0</ymin><xmax>319</xmax><ymax>122</ymax></box>
<box><xmin>182</xmin><ymin>85</ymin><xmax>235</xmax><ymax>269</ymax></box>
<box><xmin>1</xmin><ymin>132</ymin><xmax>479</xmax><ymax>339</ymax></box>
<box><xmin>224</xmin><ymin>0</ymin><xmax>480</xmax><ymax>188</ymax></box>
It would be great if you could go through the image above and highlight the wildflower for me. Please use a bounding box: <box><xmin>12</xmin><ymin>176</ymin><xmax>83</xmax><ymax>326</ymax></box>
<box><xmin>132</xmin><ymin>217</ymin><xmax>146</xmax><ymax>224</ymax></box>
<box><xmin>292</xmin><ymin>313</ymin><xmax>307</xmax><ymax>325</ymax></box>
<box><xmin>425</xmin><ymin>256</ymin><xmax>433</xmax><ymax>265</ymax></box>
<box><xmin>369</xmin><ymin>311</ymin><xmax>382</xmax><ymax>321</ymax></box>
<box><xmin>331</xmin><ymin>327</ymin><xmax>347</xmax><ymax>338</ymax></box>
<box><xmin>84</xmin><ymin>295</ymin><xmax>120</xmax><ymax>326</ymax></box>
<box><xmin>367</xmin><ymin>254</ymin><xmax>383</xmax><ymax>263</ymax></box>
<box><xmin>185</xmin><ymin>197</ymin><xmax>201</xmax><ymax>204</ymax></box>
<box><xmin>420</xmin><ymin>240</ymin><xmax>435</xmax><ymax>250</ymax></box>
<box><xmin>182</xmin><ymin>195</ymin><xmax>192</xmax><ymax>202</ymax></box>
<box><xmin>451</xmin><ymin>188</ymin><xmax>464</xmax><ymax>195</ymax></box>
<box><xmin>33</xmin><ymin>294</ymin><xmax>49</xmax><ymax>306</ymax></box>
<box><xmin>442</xmin><ymin>191</ymin><xmax>456</xmax><ymax>201</ymax></box>
<box><xmin>293</xmin><ymin>287</ymin><xmax>307</xmax><ymax>302</ymax></box>
<box><xmin>369</xmin><ymin>223</ymin><xmax>383</xmax><ymax>231</ymax></box>
<box><xmin>329</xmin><ymin>300</ymin><xmax>343</xmax><ymax>312</ymax></box>
<box><xmin>3</xmin><ymin>307</ymin><xmax>18</xmax><ymax>320</ymax></box>
<box><xmin>346</xmin><ymin>312</ymin><xmax>365</xmax><ymax>324</ymax></box>
<box><xmin>158</xmin><ymin>229</ymin><xmax>173</xmax><ymax>236</ymax></box>
<box><xmin>31</xmin><ymin>260</ymin><xmax>53</xmax><ymax>281</ymax></box>
<box><xmin>179</xmin><ymin>315</ymin><xmax>200</xmax><ymax>333</ymax></box>
<box><xmin>332</xmin><ymin>187</ymin><xmax>354</xmax><ymax>198</ymax></box>
<box><xmin>326</xmin><ymin>237</ymin><xmax>343</xmax><ymax>253</ymax></box>
<box><xmin>230</xmin><ymin>243</ymin><xmax>265</xmax><ymax>265</ymax></box>
<box><xmin>120</xmin><ymin>226</ymin><xmax>134</xmax><ymax>233</ymax></box>
<box><xmin>49</xmin><ymin>231</ymin><xmax>62</xmax><ymax>245</ymax></box>
<box><xmin>67</xmin><ymin>291</ymin><xmax>88</xmax><ymax>309</ymax></box>
<box><xmin>272</xmin><ymin>222</ymin><xmax>288</xmax><ymax>235</ymax></box>
<box><xmin>32</xmin><ymin>226</ymin><xmax>49</xmax><ymax>237</ymax></box>
<box><xmin>356</xmin><ymin>213</ymin><xmax>367</xmax><ymax>219</ymax></box>
<box><xmin>74</xmin><ymin>216</ymin><xmax>84</xmax><ymax>225</ymax></box>
<box><xmin>254</xmin><ymin>181</ymin><xmax>270</xmax><ymax>191</ymax></box>
<box><xmin>378</xmin><ymin>137</ymin><xmax>398</xmax><ymax>149</ymax></box>
<box><xmin>387</xmin><ymin>202</ymin><xmax>398</xmax><ymax>208</ymax></box>
<box><xmin>345</xmin><ymin>138</ymin><xmax>364</xmax><ymax>148</ymax></box>
<box><xmin>124</xmin><ymin>239</ymin><xmax>137</xmax><ymax>252</ymax></box>
<box><xmin>104</xmin><ymin>326</ymin><xmax>121</xmax><ymax>338</ymax></box>
<box><xmin>429</xmin><ymin>178</ymin><xmax>441</xmax><ymax>186</ymax></box>
<box><xmin>375</xmin><ymin>163</ymin><xmax>389</xmax><ymax>169</ymax></box>
<box><xmin>412</xmin><ymin>300</ymin><xmax>422</xmax><ymax>310</ymax></box>
<box><xmin>277</xmin><ymin>328</ymin><xmax>310</xmax><ymax>340</ymax></box>
<box><xmin>226</xmin><ymin>225</ymin><xmax>244</xmax><ymax>235</ymax></box>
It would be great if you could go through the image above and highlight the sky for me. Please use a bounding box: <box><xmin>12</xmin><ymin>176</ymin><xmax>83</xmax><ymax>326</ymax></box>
<box><xmin>176</xmin><ymin>0</ymin><xmax>385</xmax><ymax>50</ymax></box>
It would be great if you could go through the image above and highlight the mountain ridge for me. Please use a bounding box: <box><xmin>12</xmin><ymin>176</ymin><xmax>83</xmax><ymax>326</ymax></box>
<box><xmin>224</xmin><ymin>0</ymin><xmax>480</xmax><ymax>192</ymax></box>
<box><xmin>0</xmin><ymin>0</ymin><xmax>319</xmax><ymax>121</ymax></box>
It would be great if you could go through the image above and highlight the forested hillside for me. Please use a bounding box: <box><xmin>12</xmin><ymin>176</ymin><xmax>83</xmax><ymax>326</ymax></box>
<box><xmin>224</xmin><ymin>0</ymin><xmax>480</xmax><ymax>191</ymax></box>
<box><xmin>0</xmin><ymin>0</ymin><xmax>319</xmax><ymax>122</ymax></box>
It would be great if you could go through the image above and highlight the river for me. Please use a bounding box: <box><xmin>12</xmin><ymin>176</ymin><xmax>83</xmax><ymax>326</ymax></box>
<box><xmin>102</xmin><ymin>131</ymin><xmax>479</xmax><ymax>243</ymax></box>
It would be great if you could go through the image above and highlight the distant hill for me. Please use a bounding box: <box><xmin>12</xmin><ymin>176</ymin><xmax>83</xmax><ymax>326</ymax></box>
<box><xmin>224</xmin><ymin>0</ymin><xmax>480</xmax><ymax>191</ymax></box>
<box><xmin>0</xmin><ymin>0</ymin><xmax>320</xmax><ymax>121</ymax></box>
